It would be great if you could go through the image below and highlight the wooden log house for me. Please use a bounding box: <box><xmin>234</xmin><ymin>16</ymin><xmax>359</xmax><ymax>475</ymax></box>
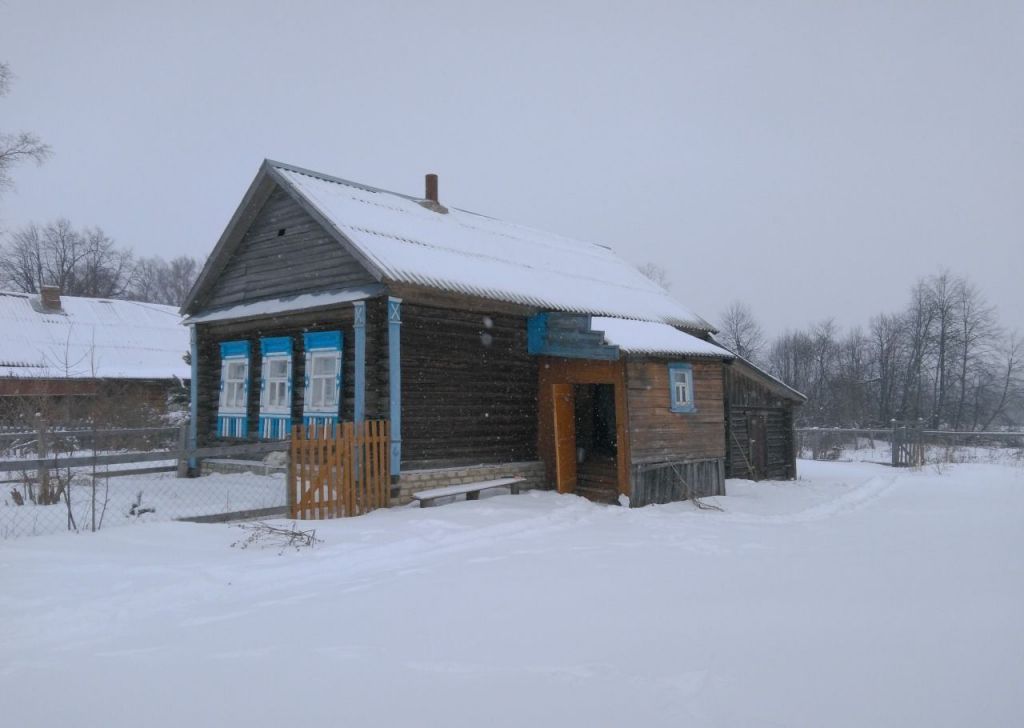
<box><xmin>182</xmin><ymin>160</ymin><xmax>801</xmax><ymax>506</ymax></box>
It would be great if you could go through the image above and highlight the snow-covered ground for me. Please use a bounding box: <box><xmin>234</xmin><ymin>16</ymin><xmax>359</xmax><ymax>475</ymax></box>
<box><xmin>2</xmin><ymin>459</ymin><xmax>1022</xmax><ymax>727</ymax></box>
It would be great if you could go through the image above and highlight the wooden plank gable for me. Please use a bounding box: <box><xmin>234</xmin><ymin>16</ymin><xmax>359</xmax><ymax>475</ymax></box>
<box><xmin>200</xmin><ymin>186</ymin><xmax>377</xmax><ymax>311</ymax></box>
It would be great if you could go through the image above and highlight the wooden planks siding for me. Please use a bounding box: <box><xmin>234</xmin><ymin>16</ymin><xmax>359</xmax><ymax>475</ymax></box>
<box><xmin>624</xmin><ymin>359</ymin><xmax>726</xmax><ymax>464</ymax></box>
<box><xmin>631</xmin><ymin>458</ymin><xmax>725</xmax><ymax>507</ymax></box>
<box><xmin>400</xmin><ymin>303</ymin><xmax>538</xmax><ymax>468</ymax></box>
<box><xmin>201</xmin><ymin>187</ymin><xmax>376</xmax><ymax>311</ymax></box>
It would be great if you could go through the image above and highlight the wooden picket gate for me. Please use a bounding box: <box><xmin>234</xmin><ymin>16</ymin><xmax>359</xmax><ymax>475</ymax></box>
<box><xmin>891</xmin><ymin>422</ymin><xmax>924</xmax><ymax>468</ymax></box>
<box><xmin>288</xmin><ymin>420</ymin><xmax>391</xmax><ymax>519</ymax></box>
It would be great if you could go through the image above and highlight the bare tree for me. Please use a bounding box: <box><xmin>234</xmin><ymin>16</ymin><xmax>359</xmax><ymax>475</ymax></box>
<box><xmin>0</xmin><ymin>219</ymin><xmax>136</xmax><ymax>297</ymax></box>
<box><xmin>717</xmin><ymin>301</ymin><xmax>766</xmax><ymax>362</ymax></box>
<box><xmin>925</xmin><ymin>271</ymin><xmax>960</xmax><ymax>428</ymax></box>
<box><xmin>980</xmin><ymin>333</ymin><xmax>1022</xmax><ymax>430</ymax></box>
<box><xmin>131</xmin><ymin>255</ymin><xmax>200</xmax><ymax>306</ymax></box>
<box><xmin>637</xmin><ymin>262</ymin><xmax>672</xmax><ymax>290</ymax></box>
<box><xmin>951</xmin><ymin>280</ymin><xmax>997</xmax><ymax>429</ymax></box>
<box><xmin>0</xmin><ymin>63</ymin><xmax>51</xmax><ymax>195</ymax></box>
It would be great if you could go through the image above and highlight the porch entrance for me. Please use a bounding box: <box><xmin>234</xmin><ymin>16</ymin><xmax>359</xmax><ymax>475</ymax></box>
<box><xmin>540</xmin><ymin>359</ymin><xmax>631</xmax><ymax>504</ymax></box>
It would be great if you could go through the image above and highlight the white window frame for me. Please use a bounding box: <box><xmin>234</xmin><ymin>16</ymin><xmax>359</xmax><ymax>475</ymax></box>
<box><xmin>308</xmin><ymin>351</ymin><xmax>339</xmax><ymax>409</ymax></box>
<box><xmin>222</xmin><ymin>359</ymin><xmax>248</xmax><ymax>412</ymax></box>
<box><xmin>264</xmin><ymin>356</ymin><xmax>291</xmax><ymax>411</ymax></box>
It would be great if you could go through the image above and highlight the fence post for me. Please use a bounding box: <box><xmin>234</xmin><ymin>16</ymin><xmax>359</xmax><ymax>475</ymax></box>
<box><xmin>176</xmin><ymin>423</ymin><xmax>190</xmax><ymax>478</ymax></box>
<box><xmin>35</xmin><ymin>413</ymin><xmax>50</xmax><ymax>504</ymax></box>
<box><xmin>287</xmin><ymin>425</ymin><xmax>297</xmax><ymax>519</ymax></box>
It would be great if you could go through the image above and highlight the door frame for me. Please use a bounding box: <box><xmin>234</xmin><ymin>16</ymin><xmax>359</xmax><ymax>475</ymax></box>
<box><xmin>537</xmin><ymin>357</ymin><xmax>632</xmax><ymax>499</ymax></box>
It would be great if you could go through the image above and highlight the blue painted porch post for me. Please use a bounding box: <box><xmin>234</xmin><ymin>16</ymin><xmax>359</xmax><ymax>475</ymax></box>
<box><xmin>353</xmin><ymin>301</ymin><xmax>366</xmax><ymax>424</ymax></box>
<box><xmin>388</xmin><ymin>297</ymin><xmax>402</xmax><ymax>475</ymax></box>
<box><xmin>188</xmin><ymin>324</ymin><xmax>198</xmax><ymax>471</ymax></box>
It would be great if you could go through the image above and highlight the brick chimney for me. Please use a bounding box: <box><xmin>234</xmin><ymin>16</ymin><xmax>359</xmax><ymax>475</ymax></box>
<box><xmin>419</xmin><ymin>173</ymin><xmax>448</xmax><ymax>214</ymax></box>
<box><xmin>40</xmin><ymin>285</ymin><xmax>62</xmax><ymax>312</ymax></box>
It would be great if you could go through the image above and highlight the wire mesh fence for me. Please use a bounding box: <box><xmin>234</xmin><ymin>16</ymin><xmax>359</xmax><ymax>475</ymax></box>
<box><xmin>796</xmin><ymin>426</ymin><xmax>1024</xmax><ymax>467</ymax></box>
<box><xmin>0</xmin><ymin>421</ymin><xmax>289</xmax><ymax>540</ymax></box>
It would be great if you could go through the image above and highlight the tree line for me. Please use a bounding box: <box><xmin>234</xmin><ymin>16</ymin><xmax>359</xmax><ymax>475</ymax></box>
<box><xmin>717</xmin><ymin>273</ymin><xmax>1022</xmax><ymax>430</ymax></box>
<box><xmin>0</xmin><ymin>218</ymin><xmax>199</xmax><ymax>306</ymax></box>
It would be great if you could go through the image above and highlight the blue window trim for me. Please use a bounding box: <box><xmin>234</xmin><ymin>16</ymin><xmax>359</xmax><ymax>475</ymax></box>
<box><xmin>218</xmin><ymin>340</ymin><xmax>250</xmax><ymax>438</ymax></box>
<box><xmin>258</xmin><ymin>336</ymin><xmax>292</xmax><ymax>440</ymax></box>
<box><xmin>220</xmin><ymin>340</ymin><xmax>249</xmax><ymax>359</ymax></box>
<box><xmin>303</xmin><ymin>330</ymin><xmax>341</xmax><ymax>351</ymax></box>
<box><xmin>668</xmin><ymin>362</ymin><xmax>696</xmax><ymax>413</ymax></box>
<box><xmin>302</xmin><ymin>330</ymin><xmax>343</xmax><ymax>426</ymax></box>
<box><xmin>260</xmin><ymin>336</ymin><xmax>291</xmax><ymax>356</ymax></box>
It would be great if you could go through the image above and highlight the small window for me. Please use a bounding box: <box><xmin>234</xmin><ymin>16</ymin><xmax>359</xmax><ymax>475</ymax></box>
<box><xmin>668</xmin><ymin>363</ymin><xmax>696</xmax><ymax>413</ymax></box>
<box><xmin>225</xmin><ymin>360</ymin><xmax>247</xmax><ymax>407</ymax></box>
<box><xmin>309</xmin><ymin>352</ymin><xmax>338</xmax><ymax>408</ymax></box>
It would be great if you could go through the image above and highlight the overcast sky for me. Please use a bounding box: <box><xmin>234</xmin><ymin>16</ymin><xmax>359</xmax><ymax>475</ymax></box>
<box><xmin>1</xmin><ymin>0</ymin><xmax>1021</xmax><ymax>335</ymax></box>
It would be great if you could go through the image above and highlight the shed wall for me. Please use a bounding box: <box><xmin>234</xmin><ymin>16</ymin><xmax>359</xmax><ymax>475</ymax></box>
<box><xmin>723</xmin><ymin>363</ymin><xmax>798</xmax><ymax>480</ymax></box>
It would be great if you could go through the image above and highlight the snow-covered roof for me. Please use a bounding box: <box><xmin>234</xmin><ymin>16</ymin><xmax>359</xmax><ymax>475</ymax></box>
<box><xmin>0</xmin><ymin>291</ymin><xmax>189</xmax><ymax>380</ymax></box>
<box><xmin>264</xmin><ymin>162</ymin><xmax>714</xmax><ymax>331</ymax></box>
<box><xmin>593</xmin><ymin>317</ymin><xmax>733</xmax><ymax>359</ymax></box>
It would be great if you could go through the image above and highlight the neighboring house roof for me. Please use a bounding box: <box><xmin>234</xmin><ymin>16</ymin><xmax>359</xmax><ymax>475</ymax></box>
<box><xmin>594</xmin><ymin>317</ymin><xmax>734</xmax><ymax>359</ymax></box>
<box><xmin>0</xmin><ymin>291</ymin><xmax>189</xmax><ymax>380</ymax></box>
<box><xmin>184</xmin><ymin>160</ymin><xmax>715</xmax><ymax>331</ymax></box>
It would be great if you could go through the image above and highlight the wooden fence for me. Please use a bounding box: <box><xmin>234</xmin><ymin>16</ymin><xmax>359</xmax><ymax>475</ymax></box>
<box><xmin>289</xmin><ymin>420</ymin><xmax>390</xmax><ymax>520</ymax></box>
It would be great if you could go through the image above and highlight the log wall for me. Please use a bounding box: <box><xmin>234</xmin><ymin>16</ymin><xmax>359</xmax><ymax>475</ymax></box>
<box><xmin>194</xmin><ymin>302</ymin><xmax>372</xmax><ymax>444</ymax></box>
<box><xmin>399</xmin><ymin>303</ymin><xmax>538</xmax><ymax>468</ymax></box>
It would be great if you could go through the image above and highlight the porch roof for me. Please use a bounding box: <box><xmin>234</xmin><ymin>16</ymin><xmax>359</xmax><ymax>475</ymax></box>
<box><xmin>593</xmin><ymin>317</ymin><xmax>734</xmax><ymax>359</ymax></box>
<box><xmin>183</xmin><ymin>285</ymin><xmax>385</xmax><ymax>325</ymax></box>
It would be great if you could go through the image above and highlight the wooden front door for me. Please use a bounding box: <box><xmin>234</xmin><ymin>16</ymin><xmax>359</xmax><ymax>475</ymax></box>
<box><xmin>747</xmin><ymin>414</ymin><xmax>768</xmax><ymax>480</ymax></box>
<box><xmin>552</xmin><ymin>383</ymin><xmax>577</xmax><ymax>493</ymax></box>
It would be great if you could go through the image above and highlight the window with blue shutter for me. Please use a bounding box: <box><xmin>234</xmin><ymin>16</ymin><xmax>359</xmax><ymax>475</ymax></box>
<box><xmin>668</xmin><ymin>362</ymin><xmax>696</xmax><ymax>413</ymax></box>
<box><xmin>258</xmin><ymin>337</ymin><xmax>293</xmax><ymax>440</ymax></box>
<box><xmin>217</xmin><ymin>340</ymin><xmax>250</xmax><ymax>437</ymax></box>
<box><xmin>302</xmin><ymin>331</ymin><xmax>343</xmax><ymax>431</ymax></box>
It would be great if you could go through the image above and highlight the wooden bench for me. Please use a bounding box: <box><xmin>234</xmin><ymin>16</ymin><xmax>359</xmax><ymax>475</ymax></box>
<box><xmin>411</xmin><ymin>477</ymin><xmax>525</xmax><ymax>508</ymax></box>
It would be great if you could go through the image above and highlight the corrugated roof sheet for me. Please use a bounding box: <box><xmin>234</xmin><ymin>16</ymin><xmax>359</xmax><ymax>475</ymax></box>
<box><xmin>270</xmin><ymin>163</ymin><xmax>714</xmax><ymax>331</ymax></box>
<box><xmin>594</xmin><ymin>317</ymin><xmax>733</xmax><ymax>359</ymax></box>
<box><xmin>0</xmin><ymin>292</ymin><xmax>189</xmax><ymax>380</ymax></box>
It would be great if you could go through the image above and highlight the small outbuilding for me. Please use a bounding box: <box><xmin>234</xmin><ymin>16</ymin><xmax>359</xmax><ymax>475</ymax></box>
<box><xmin>0</xmin><ymin>288</ymin><xmax>190</xmax><ymax>424</ymax></box>
<box><xmin>722</xmin><ymin>356</ymin><xmax>806</xmax><ymax>481</ymax></box>
<box><xmin>182</xmin><ymin>160</ymin><xmax>801</xmax><ymax>506</ymax></box>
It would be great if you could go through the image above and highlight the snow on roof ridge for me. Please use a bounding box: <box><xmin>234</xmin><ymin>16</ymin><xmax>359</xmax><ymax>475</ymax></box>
<box><xmin>270</xmin><ymin>159</ymin><xmax>621</xmax><ymax>260</ymax></box>
<box><xmin>267</xmin><ymin>160</ymin><xmax>714</xmax><ymax>331</ymax></box>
